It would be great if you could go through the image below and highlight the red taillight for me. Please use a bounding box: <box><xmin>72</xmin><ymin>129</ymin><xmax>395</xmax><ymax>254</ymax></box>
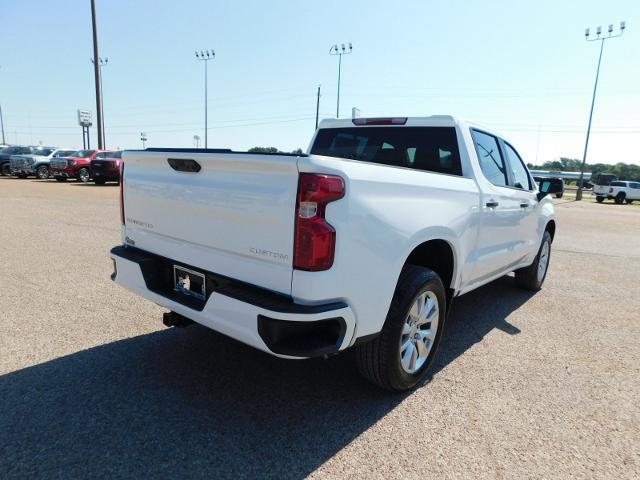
<box><xmin>119</xmin><ymin>162</ymin><xmax>125</xmax><ymax>225</ymax></box>
<box><xmin>352</xmin><ymin>117</ymin><xmax>407</xmax><ymax>126</ymax></box>
<box><xmin>293</xmin><ymin>173</ymin><xmax>345</xmax><ymax>271</ymax></box>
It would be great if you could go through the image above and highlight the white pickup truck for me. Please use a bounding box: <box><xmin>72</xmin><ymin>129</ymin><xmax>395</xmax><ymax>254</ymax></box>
<box><xmin>594</xmin><ymin>180</ymin><xmax>640</xmax><ymax>204</ymax></box>
<box><xmin>111</xmin><ymin>116</ymin><xmax>560</xmax><ymax>391</ymax></box>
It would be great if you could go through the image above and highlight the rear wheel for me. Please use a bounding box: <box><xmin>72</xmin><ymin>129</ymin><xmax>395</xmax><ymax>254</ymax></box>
<box><xmin>77</xmin><ymin>168</ymin><xmax>91</xmax><ymax>183</ymax></box>
<box><xmin>36</xmin><ymin>165</ymin><xmax>49</xmax><ymax>179</ymax></box>
<box><xmin>515</xmin><ymin>230</ymin><xmax>551</xmax><ymax>291</ymax></box>
<box><xmin>615</xmin><ymin>192</ymin><xmax>626</xmax><ymax>204</ymax></box>
<box><xmin>626</xmin><ymin>199</ymin><xmax>634</xmax><ymax>204</ymax></box>
<box><xmin>596</xmin><ymin>196</ymin><xmax>604</xmax><ymax>203</ymax></box>
<box><xmin>55</xmin><ymin>177</ymin><xmax>67</xmax><ymax>182</ymax></box>
<box><xmin>356</xmin><ymin>265</ymin><xmax>446</xmax><ymax>391</ymax></box>
<box><xmin>94</xmin><ymin>177</ymin><xmax>106</xmax><ymax>185</ymax></box>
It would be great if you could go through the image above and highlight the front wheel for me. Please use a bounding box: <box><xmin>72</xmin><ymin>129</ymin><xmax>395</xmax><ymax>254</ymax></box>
<box><xmin>555</xmin><ymin>192</ymin><xmax>563</xmax><ymax>199</ymax></box>
<box><xmin>1</xmin><ymin>163</ymin><xmax>10</xmax><ymax>176</ymax></box>
<box><xmin>596</xmin><ymin>196</ymin><xmax>604</xmax><ymax>203</ymax></box>
<box><xmin>36</xmin><ymin>165</ymin><xmax>49</xmax><ymax>179</ymax></box>
<box><xmin>356</xmin><ymin>265</ymin><xmax>446</xmax><ymax>391</ymax></box>
<box><xmin>515</xmin><ymin>230</ymin><xmax>551</xmax><ymax>291</ymax></box>
<box><xmin>77</xmin><ymin>168</ymin><xmax>91</xmax><ymax>183</ymax></box>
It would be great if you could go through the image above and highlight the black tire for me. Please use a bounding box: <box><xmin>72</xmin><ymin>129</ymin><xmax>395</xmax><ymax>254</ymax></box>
<box><xmin>55</xmin><ymin>177</ymin><xmax>67</xmax><ymax>182</ymax></box>
<box><xmin>356</xmin><ymin>265</ymin><xmax>446</xmax><ymax>391</ymax></box>
<box><xmin>94</xmin><ymin>177</ymin><xmax>106</xmax><ymax>185</ymax></box>
<box><xmin>1</xmin><ymin>163</ymin><xmax>9</xmax><ymax>176</ymax></box>
<box><xmin>17</xmin><ymin>173</ymin><xmax>27</xmax><ymax>179</ymax></box>
<box><xmin>555</xmin><ymin>192</ymin><xmax>563</xmax><ymax>199</ymax></box>
<box><xmin>77</xmin><ymin>167</ymin><xmax>91</xmax><ymax>183</ymax></box>
<box><xmin>596</xmin><ymin>196</ymin><xmax>604</xmax><ymax>203</ymax></box>
<box><xmin>36</xmin><ymin>165</ymin><xmax>49</xmax><ymax>180</ymax></box>
<box><xmin>515</xmin><ymin>230</ymin><xmax>552</xmax><ymax>291</ymax></box>
<box><xmin>614</xmin><ymin>192</ymin><xmax>625</xmax><ymax>204</ymax></box>
<box><xmin>625</xmin><ymin>199</ymin><xmax>634</xmax><ymax>204</ymax></box>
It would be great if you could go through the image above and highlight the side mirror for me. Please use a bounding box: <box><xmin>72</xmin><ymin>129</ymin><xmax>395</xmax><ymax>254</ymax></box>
<box><xmin>537</xmin><ymin>178</ymin><xmax>564</xmax><ymax>201</ymax></box>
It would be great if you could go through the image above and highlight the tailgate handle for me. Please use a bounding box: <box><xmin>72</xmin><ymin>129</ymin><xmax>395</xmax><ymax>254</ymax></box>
<box><xmin>167</xmin><ymin>158</ymin><xmax>201</xmax><ymax>173</ymax></box>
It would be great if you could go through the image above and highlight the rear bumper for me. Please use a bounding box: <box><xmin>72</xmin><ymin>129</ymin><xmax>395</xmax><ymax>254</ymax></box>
<box><xmin>110</xmin><ymin>245</ymin><xmax>356</xmax><ymax>358</ymax></box>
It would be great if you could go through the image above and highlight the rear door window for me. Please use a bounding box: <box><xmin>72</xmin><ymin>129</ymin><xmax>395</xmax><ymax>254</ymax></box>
<box><xmin>310</xmin><ymin>126</ymin><xmax>462</xmax><ymax>176</ymax></box>
<box><xmin>471</xmin><ymin>130</ymin><xmax>508</xmax><ymax>187</ymax></box>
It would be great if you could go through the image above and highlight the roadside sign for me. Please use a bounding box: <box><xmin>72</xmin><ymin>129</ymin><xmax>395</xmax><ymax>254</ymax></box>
<box><xmin>77</xmin><ymin>109</ymin><xmax>92</xmax><ymax>127</ymax></box>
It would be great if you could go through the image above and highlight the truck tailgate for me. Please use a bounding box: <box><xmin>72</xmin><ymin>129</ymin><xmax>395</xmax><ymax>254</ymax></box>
<box><xmin>121</xmin><ymin>150</ymin><xmax>300</xmax><ymax>295</ymax></box>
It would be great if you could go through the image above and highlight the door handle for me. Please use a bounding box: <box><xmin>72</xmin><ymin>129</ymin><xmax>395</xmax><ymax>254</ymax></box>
<box><xmin>485</xmin><ymin>201</ymin><xmax>499</xmax><ymax>208</ymax></box>
<box><xmin>520</xmin><ymin>202</ymin><xmax>529</xmax><ymax>208</ymax></box>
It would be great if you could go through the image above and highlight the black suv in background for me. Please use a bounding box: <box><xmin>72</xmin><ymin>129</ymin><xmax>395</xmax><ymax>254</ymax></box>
<box><xmin>90</xmin><ymin>150</ymin><xmax>123</xmax><ymax>185</ymax></box>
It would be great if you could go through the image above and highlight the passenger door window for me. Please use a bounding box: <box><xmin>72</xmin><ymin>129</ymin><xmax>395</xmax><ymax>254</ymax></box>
<box><xmin>471</xmin><ymin>130</ymin><xmax>507</xmax><ymax>187</ymax></box>
<box><xmin>503</xmin><ymin>142</ymin><xmax>532</xmax><ymax>190</ymax></box>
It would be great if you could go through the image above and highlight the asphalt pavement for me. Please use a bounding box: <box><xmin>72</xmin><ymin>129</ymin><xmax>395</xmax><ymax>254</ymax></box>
<box><xmin>1</xmin><ymin>177</ymin><xmax>638</xmax><ymax>479</ymax></box>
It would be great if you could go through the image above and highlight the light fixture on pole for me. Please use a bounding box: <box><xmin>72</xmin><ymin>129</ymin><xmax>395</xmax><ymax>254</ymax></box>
<box><xmin>193</xmin><ymin>135</ymin><xmax>201</xmax><ymax>148</ymax></box>
<box><xmin>576</xmin><ymin>21</ymin><xmax>626</xmax><ymax>201</ymax></box>
<box><xmin>140</xmin><ymin>131</ymin><xmax>147</xmax><ymax>148</ymax></box>
<box><xmin>329</xmin><ymin>43</ymin><xmax>353</xmax><ymax>118</ymax></box>
<box><xmin>195</xmin><ymin>49</ymin><xmax>215</xmax><ymax>149</ymax></box>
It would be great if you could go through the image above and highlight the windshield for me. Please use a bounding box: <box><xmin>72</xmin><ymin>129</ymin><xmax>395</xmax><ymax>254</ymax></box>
<box><xmin>105</xmin><ymin>151</ymin><xmax>122</xmax><ymax>159</ymax></box>
<box><xmin>311</xmin><ymin>126</ymin><xmax>462</xmax><ymax>176</ymax></box>
<box><xmin>1</xmin><ymin>146</ymin><xmax>30</xmax><ymax>155</ymax></box>
<box><xmin>32</xmin><ymin>148</ymin><xmax>55</xmax><ymax>156</ymax></box>
<box><xmin>54</xmin><ymin>150</ymin><xmax>76</xmax><ymax>157</ymax></box>
<box><xmin>72</xmin><ymin>150</ymin><xmax>96</xmax><ymax>158</ymax></box>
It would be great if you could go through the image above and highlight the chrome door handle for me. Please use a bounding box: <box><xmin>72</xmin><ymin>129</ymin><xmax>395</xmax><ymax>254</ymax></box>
<box><xmin>486</xmin><ymin>201</ymin><xmax>499</xmax><ymax>208</ymax></box>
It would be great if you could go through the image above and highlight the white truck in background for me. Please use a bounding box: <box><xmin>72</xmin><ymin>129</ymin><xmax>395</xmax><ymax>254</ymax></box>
<box><xmin>594</xmin><ymin>180</ymin><xmax>640</xmax><ymax>204</ymax></box>
<box><xmin>110</xmin><ymin>116</ymin><xmax>560</xmax><ymax>391</ymax></box>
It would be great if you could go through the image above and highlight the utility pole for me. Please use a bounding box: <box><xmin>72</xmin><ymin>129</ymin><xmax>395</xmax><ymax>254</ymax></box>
<box><xmin>91</xmin><ymin>57</ymin><xmax>108</xmax><ymax>147</ymax></box>
<box><xmin>0</xmin><ymin>66</ymin><xmax>6</xmax><ymax>144</ymax></box>
<box><xmin>315</xmin><ymin>85</ymin><xmax>321</xmax><ymax>129</ymax></box>
<box><xmin>140</xmin><ymin>132</ymin><xmax>147</xmax><ymax>148</ymax></box>
<box><xmin>329</xmin><ymin>43</ymin><xmax>353</xmax><ymax>118</ymax></box>
<box><xmin>0</xmin><ymin>103</ymin><xmax>5</xmax><ymax>145</ymax></box>
<box><xmin>576</xmin><ymin>21</ymin><xmax>626</xmax><ymax>201</ymax></box>
<box><xmin>195</xmin><ymin>50</ymin><xmax>215</xmax><ymax>148</ymax></box>
<box><xmin>90</xmin><ymin>0</ymin><xmax>104</xmax><ymax>149</ymax></box>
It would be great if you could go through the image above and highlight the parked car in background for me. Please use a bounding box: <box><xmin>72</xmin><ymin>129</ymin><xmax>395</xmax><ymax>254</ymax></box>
<box><xmin>91</xmin><ymin>150</ymin><xmax>123</xmax><ymax>184</ymax></box>
<box><xmin>10</xmin><ymin>148</ymin><xmax>75</xmax><ymax>179</ymax></box>
<box><xmin>595</xmin><ymin>181</ymin><xmax>640</xmax><ymax>204</ymax></box>
<box><xmin>49</xmin><ymin>149</ymin><xmax>112</xmax><ymax>183</ymax></box>
<box><xmin>533</xmin><ymin>176</ymin><xmax>564</xmax><ymax>198</ymax></box>
<box><xmin>0</xmin><ymin>146</ymin><xmax>36</xmax><ymax>176</ymax></box>
<box><xmin>111</xmin><ymin>116</ymin><xmax>560</xmax><ymax>391</ymax></box>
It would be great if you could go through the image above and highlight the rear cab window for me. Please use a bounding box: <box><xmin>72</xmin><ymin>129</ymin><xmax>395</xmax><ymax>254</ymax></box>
<box><xmin>310</xmin><ymin>126</ymin><xmax>462</xmax><ymax>176</ymax></box>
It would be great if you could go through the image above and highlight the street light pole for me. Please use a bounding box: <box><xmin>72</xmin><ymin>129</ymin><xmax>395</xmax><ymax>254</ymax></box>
<box><xmin>90</xmin><ymin>0</ymin><xmax>104</xmax><ymax>149</ymax></box>
<box><xmin>0</xmin><ymin>103</ymin><xmax>5</xmax><ymax>145</ymax></box>
<box><xmin>91</xmin><ymin>57</ymin><xmax>108</xmax><ymax>147</ymax></box>
<box><xmin>195</xmin><ymin>50</ymin><xmax>215</xmax><ymax>149</ymax></box>
<box><xmin>329</xmin><ymin>43</ymin><xmax>352</xmax><ymax>118</ymax></box>
<box><xmin>576</xmin><ymin>21</ymin><xmax>626</xmax><ymax>201</ymax></box>
<box><xmin>315</xmin><ymin>85</ymin><xmax>321</xmax><ymax>129</ymax></box>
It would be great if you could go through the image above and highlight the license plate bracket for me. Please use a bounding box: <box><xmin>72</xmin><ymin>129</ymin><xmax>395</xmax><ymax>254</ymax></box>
<box><xmin>173</xmin><ymin>265</ymin><xmax>206</xmax><ymax>301</ymax></box>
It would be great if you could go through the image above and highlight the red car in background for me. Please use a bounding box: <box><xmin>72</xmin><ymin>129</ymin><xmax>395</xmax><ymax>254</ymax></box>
<box><xmin>90</xmin><ymin>150</ymin><xmax>123</xmax><ymax>185</ymax></box>
<box><xmin>49</xmin><ymin>149</ymin><xmax>113</xmax><ymax>183</ymax></box>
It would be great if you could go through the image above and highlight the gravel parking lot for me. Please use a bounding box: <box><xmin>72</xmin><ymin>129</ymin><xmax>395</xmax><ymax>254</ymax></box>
<box><xmin>1</xmin><ymin>177</ymin><xmax>638</xmax><ymax>479</ymax></box>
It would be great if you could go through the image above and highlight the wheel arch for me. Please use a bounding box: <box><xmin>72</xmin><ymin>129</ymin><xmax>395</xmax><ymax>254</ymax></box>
<box><xmin>402</xmin><ymin>238</ymin><xmax>457</xmax><ymax>310</ymax></box>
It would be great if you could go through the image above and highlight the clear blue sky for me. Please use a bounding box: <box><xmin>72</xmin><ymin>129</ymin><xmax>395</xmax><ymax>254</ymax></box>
<box><xmin>1</xmin><ymin>0</ymin><xmax>638</xmax><ymax>165</ymax></box>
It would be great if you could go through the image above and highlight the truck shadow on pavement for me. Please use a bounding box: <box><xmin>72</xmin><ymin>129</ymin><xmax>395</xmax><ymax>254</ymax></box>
<box><xmin>0</xmin><ymin>276</ymin><xmax>531</xmax><ymax>479</ymax></box>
